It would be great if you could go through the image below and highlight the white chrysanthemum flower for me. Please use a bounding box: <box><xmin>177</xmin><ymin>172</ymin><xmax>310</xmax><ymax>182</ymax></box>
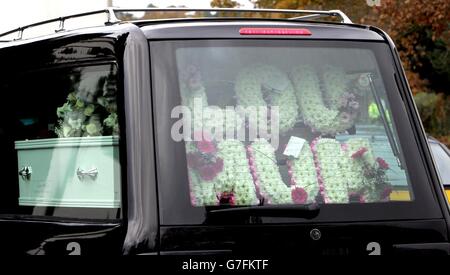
<box><xmin>235</xmin><ymin>65</ymin><xmax>299</xmax><ymax>133</ymax></box>
<box><xmin>189</xmin><ymin>139</ymin><xmax>259</xmax><ymax>206</ymax></box>
<box><xmin>250</xmin><ymin>139</ymin><xmax>292</xmax><ymax>205</ymax></box>
<box><xmin>290</xmin><ymin>65</ymin><xmax>354</xmax><ymax>135</ymax></box>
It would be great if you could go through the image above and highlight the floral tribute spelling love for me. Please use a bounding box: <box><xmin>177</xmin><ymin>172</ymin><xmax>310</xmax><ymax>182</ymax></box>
<box><xmin>287</xmin><ymin>145</ymin><xmax>320</xmax><ymax>204</ymax></box>
<box><xmin>311</xmin><ymin>138</ymin><xmax>353</xmax><ymax>203</ymax></box>
<box><xmin>248</xmin><ymin>139</ymin><xmax>301</xmax><ymax>204</ymax></box>
<box><xmin>215</xmin><ymin>139</ymin><xmax>259</xmax><ymax>206</ymax></box>
<box><xmin>290</xmin><ymin>65</ymin><xmax>360</xmax><ymax>135</ymax></box>
<box><xmin>179</xmin><ymin>65</ymin><xmax>243</xmax><ymax>138</ymax></box>
<box><xmin>235</xmin><ymin>65</ymin><xmax>299</xmax><ymax>133</ymax></box>
<box><xmin>186</xmin><ymin>133</ymin><xmax>224</xmax><ymax>206</ymax></box>
<box><xmin>187</xmin><ymin>136</ymin><xmax>224</xmax><ymax>182</ymax></box>
<box><xmin>187</xmin><ymin>135</ymin><xmax>259</xmax><ymax>206</ymax></box>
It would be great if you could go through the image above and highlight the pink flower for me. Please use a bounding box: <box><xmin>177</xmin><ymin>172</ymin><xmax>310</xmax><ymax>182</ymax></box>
<box><xmin>251</xmin><ymin>172</ymin><xmax>258</xmax><ymax>181</ymax></box>
<box><xmin>197</xmin><ymin>139</ymin><xmax>216</xmax><ymax>154</ymax></box>
<box><xmin>351</xmin><ymin>147</ymin><xmax>368</xmax><ymax>159</ymax></box>
<box><xmin>194</xmin><ymin>131</ymin><xmax>216</xmax><ymax>153</ymax></box>
<box><xmin>291</xmin><ymin>187</ymin><xmax>308</xmax><ymax>204</ymax></box>
<box><xmin>376</xmin><ymin>157</ymin><xmax>389</xmax><ymax>170</ymax></box>
<box><xmin>198</xmin><ymin>165</ymin><xmax>216</xmax><ymax>181</ymax></box>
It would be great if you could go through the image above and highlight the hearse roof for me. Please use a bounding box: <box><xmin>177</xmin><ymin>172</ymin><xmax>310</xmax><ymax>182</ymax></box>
<box><xmin>0</xmin><ymin>8</ymin><xmax>386</xmax><ymax>47</ymax></box>
<box><xmin>139</xmin><ymin>20</ymin><xmax>383</xmax><ymax>41</ymax></box>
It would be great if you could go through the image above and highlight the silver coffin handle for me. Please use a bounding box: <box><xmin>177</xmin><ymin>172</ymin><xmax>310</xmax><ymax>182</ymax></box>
<box><xmin>18</xmin><ymin>166</ymin><xmax>32</xmax><ymax>181</ymax></box>
<box><xmin>76</xmin><ymin>167</ymin><xmax>98</xmax><ymax>181</ymax></box>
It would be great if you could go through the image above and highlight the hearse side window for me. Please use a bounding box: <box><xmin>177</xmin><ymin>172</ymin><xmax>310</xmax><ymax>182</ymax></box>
<box><xmin>152</xmin><ymin>40</ymin><xmax>441</xmax><ymax>225</ymax></box>
<box><xmin>0</xmin><ymin>64</ymin><xmax>121</xmax><ymax>220</ymax></box>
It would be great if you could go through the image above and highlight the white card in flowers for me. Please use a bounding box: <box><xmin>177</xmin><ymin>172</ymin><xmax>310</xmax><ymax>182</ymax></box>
<box><xmin>283</xmin><ymin>136</ymin><xmax>306</xmax><ymax>158</ymax></box>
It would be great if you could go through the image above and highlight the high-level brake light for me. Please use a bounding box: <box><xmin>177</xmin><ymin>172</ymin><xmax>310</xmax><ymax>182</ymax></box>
<box><xmin>239</xmin><ymin>28</ymin><xmax>312</xmax><ymax>36</ymax></box>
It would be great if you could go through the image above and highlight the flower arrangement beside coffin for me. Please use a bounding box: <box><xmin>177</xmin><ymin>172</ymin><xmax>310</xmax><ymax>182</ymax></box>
<box><xmin>55</xmin><ymin>88</ymin><xmax>119</xmax><ymax>138</ymax></box>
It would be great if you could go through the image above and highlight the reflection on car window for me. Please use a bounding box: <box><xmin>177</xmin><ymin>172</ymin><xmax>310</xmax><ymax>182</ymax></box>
<box><xmin>0</xmin><ymin>64</ymin><xmax>121</xmax><ymax>220</ymax></box>
<box><xmin>157</xmin><ymin>42</ymin><xmax>412</xmax><ymax>207</ymax></box>
<box><xmin>430</xmin><ymin>143</ymin><xmax>450</xmax><ymax>185</ymax></box>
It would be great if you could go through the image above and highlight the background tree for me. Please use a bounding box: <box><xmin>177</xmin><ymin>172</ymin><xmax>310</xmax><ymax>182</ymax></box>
<box><xmin>211</xmin><ymin>0</ymin><xmax>241</xmax><ymax>8</ymax></box>
<box><xmin>363</xmin><ymin>0</ymin><xmax>449</xmax><ymax>95</ymax></box>
<box><xmin>366</xmin><ymin>0</ymin><xmax>450</xmax><ymax>143</ymax></box>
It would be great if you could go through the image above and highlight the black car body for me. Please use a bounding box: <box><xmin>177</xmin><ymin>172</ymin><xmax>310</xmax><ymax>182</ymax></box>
<box><xmin>0</xmin><ymin>8</ymin><xmax>449</xmax><ymax>255</ymax></box>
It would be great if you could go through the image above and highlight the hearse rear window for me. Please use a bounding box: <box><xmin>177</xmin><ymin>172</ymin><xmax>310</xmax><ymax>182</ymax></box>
<box><xmin>151</xmin><ymin>40</ymin><xmax>439</xmax><ymax>224</ymax></box>
<box><xmin>0</xmin><ymin>64</ymin><xmax>121</xmax><ymax>220</ymax></box>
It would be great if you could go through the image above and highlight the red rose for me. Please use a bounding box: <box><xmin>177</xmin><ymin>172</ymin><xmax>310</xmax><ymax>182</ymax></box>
<box><xmin>291</xmin><ymin>187</ymin><xmax>308</xmax><ymax>204</ymax></box>
<box><xmin>351</xmin><ymin>147</ymin><xmax>368</xmax><ymax>159</ymax></box>
<box><xmin>198</xmin><ymin>165</ymin><xmax>217</xmax><ymax>181</ymax></box>
<box><xmin>197</xmin><ymin>158</ymin><xmax>223</xmax><ymax>181</ymax></box>
<box><xmin>376</xmin><ymin>157</ymin><xmax>389</xmax><ymax>170</ymax></box>
<box><xmin>219</xmin><ymin>192</ymin><xmax>235</xmax><ymax>205</ymax></box>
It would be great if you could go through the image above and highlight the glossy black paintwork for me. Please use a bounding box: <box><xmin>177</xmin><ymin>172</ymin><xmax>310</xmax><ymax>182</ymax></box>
<box><xmin>0</xmin><ymin>218</ymin><xmax>124</xmax><ymax>255</ymax></box>
<box><xmin>0</xmin><ymin>23</ymin><xmax>158</xmax><ymax>255</ymax></box>
<box><xmin>160</xmin><ymin>220</ymin><xmax>449</xmax><ymax>255</ymax></box>
<box><xmin>368</xmin><ymin>26</ymin><xmax>450</xmax><ymax>241</ymax></box>
<box><xmin>0</xmin><ymin>18</ymin><xmax>448</xmax><ymax>255</ymax></box>
<box><xmin>1</xmin><ymin>35</ymin><xmax>116</xmax><ymax>71</ymax></box>
<box><xmin>120</xmin><ymin>24</ymin><xmax>159</xmax><ymax>254</ymax></box>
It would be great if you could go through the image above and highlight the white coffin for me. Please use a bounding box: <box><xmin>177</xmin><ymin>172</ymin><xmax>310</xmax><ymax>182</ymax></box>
<box><xmin>15</xmin><ymin>136</ymin><xmax>121</xmax><ymax>208</ymax></box>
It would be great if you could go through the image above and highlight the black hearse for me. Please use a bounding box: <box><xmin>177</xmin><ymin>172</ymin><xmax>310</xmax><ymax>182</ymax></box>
<box><xmin>0</xmin><ymin>8</ymin><xmax>449</xmax><ymax>255</ymax></box>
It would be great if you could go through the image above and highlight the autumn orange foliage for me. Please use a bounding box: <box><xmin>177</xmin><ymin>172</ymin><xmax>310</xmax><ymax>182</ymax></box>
<box><xmin>365</xmin><ymin>0</ymin><xmax>449</xmax><ymax>95</ymax></box>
